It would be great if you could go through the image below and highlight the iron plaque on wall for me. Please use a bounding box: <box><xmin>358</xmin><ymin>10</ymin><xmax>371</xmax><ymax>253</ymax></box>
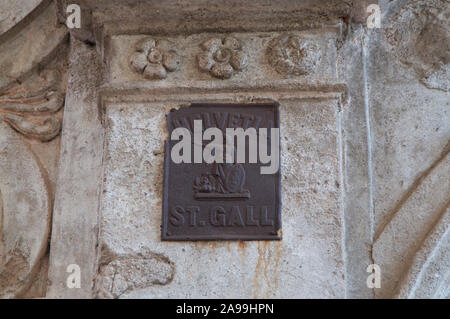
<box><xmin>162</xmin><ymin>103</ymin><xmax>281</xmax><ymax>240</ymax></box>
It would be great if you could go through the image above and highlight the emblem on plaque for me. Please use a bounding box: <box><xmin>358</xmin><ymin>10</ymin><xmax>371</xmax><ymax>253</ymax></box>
<box><xmin>193</xmin><ymin>163</ymin><xmax>250</xmax><ymax>200</ymax></box>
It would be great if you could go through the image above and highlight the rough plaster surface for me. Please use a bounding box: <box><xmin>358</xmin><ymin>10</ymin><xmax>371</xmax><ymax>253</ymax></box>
<box><xmin>0</xmin><ymin>0</ymin><xmax>68</xmax><ymax>298</ymax></box>
<box><xmin>338</xmin><ymin>26</ymin><xmax>374</xmax><ymax>298</ymax></box>
<box><xmin>0</xmin><ymin>1</ymin><xmax>67</xmax><ymax>91</ymax></box>
<box><xmin>367</xmin><ymin>0</ymin><xmax>450</xmax><ymax>298</ymax></box>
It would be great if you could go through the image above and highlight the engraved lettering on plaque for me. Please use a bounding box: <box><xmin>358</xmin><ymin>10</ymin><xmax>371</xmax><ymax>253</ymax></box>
<box><xmin>162</xmin><ymin>103</ymin><xmax>281</xmax><ymax>240</ymax></box>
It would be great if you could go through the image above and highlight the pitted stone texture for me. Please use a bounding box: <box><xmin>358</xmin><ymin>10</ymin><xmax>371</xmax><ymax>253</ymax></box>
<box><xmin>373</xmin><ymin>145</ymin><xmax>450</xmax><ymax>298</ymax></box>
<box><xmin>396</xmin><ymin>208</ymin><xmax>450</xmax><ymax>299</ymax></box>
<box><xmin>267</xmin><ymin>35</ymin><xmax>322</xmax><ymax>76</ymax></box>
<box><xmin>367</xmin><ymin>37</ymin><xmax>450</xmax><ymax>239</ymax></box>
<box><xmin>84</xmin><ymin>0</ymin><xmax>351</xmax><ymax>38</ymax></box>
<box><xmin>129</xmin><ymin>38</ymin><xmax>181</xmax><ymax>80</ymax></box>
<box><xmin>421</xmin><ymin>65</ymin><xmax>449</xmax><ymax>92</ymax></box>
<box><xmin>99</xmin><ymin>98</ymin><xmax>344</xmax><ymax>298</ymax></box>
<box><xmin>0</xmin><ymin>1</ymin><xmax>68</xmax><ymax>91</ymax></box>
<box><xmin>197</xmin><ymin>36</ymin><xmax>248</xmax><ymax>79</ymax></box>
<box><xmin>366</xmin><ymin>1</ymin><xmax>450</xmax><ymax>298</ymax></box>
<box><xmin>337</xmin><ymin>26</ymin><xmax>374</xmax><ymax>298</ymax></box>
<box><xmin>46</xmin><ymin>38</ymin><xmax>105</xmax><ymax>299</ymax></box>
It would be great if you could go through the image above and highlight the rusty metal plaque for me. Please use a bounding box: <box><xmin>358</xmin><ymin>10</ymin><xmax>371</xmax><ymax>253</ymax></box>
<box><xmin>162</xmin><ymin>103</ymin><xmax>281</xmax><ymax>241</ymax></box>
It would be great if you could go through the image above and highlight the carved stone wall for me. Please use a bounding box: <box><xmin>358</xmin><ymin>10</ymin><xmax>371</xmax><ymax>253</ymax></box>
<box><xmin>0</xmin><ymin>0</ymin><xmax>68</xmax><ymax>298</ymax></box>
<box><xmin>0</xmin><ymin>0</ymin><xmax>448</xmax><ymax>299</ymax></box>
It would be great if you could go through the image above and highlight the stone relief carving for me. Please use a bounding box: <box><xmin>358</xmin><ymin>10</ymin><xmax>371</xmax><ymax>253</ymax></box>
<box><xmin>115</xmin><ymin>33</ymin><xmax>330</xmax><ymax>82</ymax></box>
<box><xmin>0</xmin><ymin>60</ymin><xmax>66</xmax><ymax>297</ymax></box>
<box><xmin>0</xmin><ymin>0</ymin><xmax>446</xmax><ymax>300</ymax></box>
<box><xmin>0</xmin><ymin>68</ymin><xmax>65</xmax><ymax>142</ymax></box>
<box><xmin>396</xmin><ymin>208</ymin><xmax>449</xmax><ymax>298</ymax></box>
<box><xmin>385</xmin><ymin>0</ymin><xmax>449</xmax><ymax>91</ymax></box>
<box><xmin>197</xmin><ymin>37</ymin><xmax>248</xmax><ymax>79</ymax></box>
<box><xmin>0</xmin><ymin>121</ymin><xmax>52</xmax><ymax>298</ymax></box>
<box><xmin>267</xmin><ymin>35</ymin><xmax>321</xmax><ymax>76</ymax></box>
<box><xmin>0</xmin><ymin>0</ymin><xmax>68</xmax><ymax>297</ymax></box>
<box><xmin>130</xmin><ymin>38</ymin><xmax>181</xmax><ymax>80</ymax></box>
<box><xmin>373</xmin><ymin>141</ymin><xmax>450</xmax><ymax>298</ymax></box>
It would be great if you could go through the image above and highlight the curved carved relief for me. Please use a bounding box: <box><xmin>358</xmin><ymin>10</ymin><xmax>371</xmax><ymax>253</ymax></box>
<box><xmin>130</xmin><ymin>38</ymin><xmax>181</xmax><ymax>80</ymax></box>
<box><xmin>0</xmin><ymin>121</ymin><xmax>52</xmax><ymax>298</ymax></box>
<box><xmin>0</xmin><ymin>0</ymin><xmax>68</xmax><ymax>297</ymax></box>
<box><xmin>267</xmin><ymin>35</ymin><xmax>321</xmax><ymax>76</ymax></box>
<box><xmin>396</xmin><ymin>208</ymin><xmax>449</xmax><ymax>298</ymax></box>
<box><xmin>373</xmin><ymin>141</ymin><xmax>450</xmax><ymax>298</ymax></box>
<box><xmin>0</xmin><ymin>68</ymin><xmax>65</xmax><ymax>142</ymax></box>
<box><xmin>197</xmin><ymin>37</ymin><xmax>248</xmax><ymax>79</ymax></box>
<box><xmin>385</xmin><ymin>0</ymin><xmax>449</xmax><ymax>91</ymax></box>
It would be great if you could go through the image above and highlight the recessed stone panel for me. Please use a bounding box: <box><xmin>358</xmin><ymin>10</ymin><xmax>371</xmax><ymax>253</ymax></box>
<box><xmin>99</xmin><ymin>94</ymin><xmax>344</xmax><ymax>298</ymax></box>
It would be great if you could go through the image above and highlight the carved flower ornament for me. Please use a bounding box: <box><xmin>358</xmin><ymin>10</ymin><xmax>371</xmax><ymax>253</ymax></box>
<box><xmin>130</xmin><ymin>38</ymin><xmax>181</xmax><ymax>80</ymax></box>
<box><xmin>267</xmin><ymin>35</ymin><xmax>321</xmax><ymax>75</ymax></box>
<box><xmin>197</xmin><ymin>37</ymin><xmax>248</xmax><ymax>79</ymax></box>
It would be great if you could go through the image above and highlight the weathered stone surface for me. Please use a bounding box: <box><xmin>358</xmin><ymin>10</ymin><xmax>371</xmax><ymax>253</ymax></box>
<box><xmin>95</xmin><ymin>248</ymin><xmax>175</xmax><ymax>299</ymax></box>
<box><xmin>0</xmin><ymin>63</ymin><xmax>67</xmax><ymax>142</ymax></box>
<box><xmin>0</xmin><ymin>121</ymin><xmax>51</xmax><ymax>298</ymax></box>
<box><xmin>396</xmin><ymin>207</ymin><xmax>450</xmax><ymax>298</ymax></box>
<box><xmin>1</xmin><ymin>0</ymin><xmax>448</xmax><ymax>299</ymax></box>
<box><xmin>46</xmin><ymin>38</ymin><xmax>105</xmax><ymax>298</ymax></box>
<box><xmin>0</xmin><ymin>0</ymin><xmax>43</xmax><ymax>37</ymax></box>
<box><xmin>98</xmin><ymin>89</ymin><xmax>345</xmax><ymax>297</ymax></box>
<box><xmin>338</xmin><ymin>26</ymin><xmax>374</xmax><ymax>299</ymax></box>
<box><xmin>362</xmin><ymin>0</ymin><xmax>450</xmax><ymax>298</ymax></box>
<box><xmin>373</xmin><ymin>143</ymin><xmax>450</xmax><ymax>297</ymax></box>
<box><xmin>384</xmin><ymin>0</ymin><xmax>449</xmax><ymax>91</ymax></box>
<box><xmin>0</xmin><ymin>1</ymin><xmax>67</xmax><ymax>91</ymax></box>
<box><xmin>0</xmin><ymin>0</ymin><xmax>69</xmax><ymax>299</ymax></box>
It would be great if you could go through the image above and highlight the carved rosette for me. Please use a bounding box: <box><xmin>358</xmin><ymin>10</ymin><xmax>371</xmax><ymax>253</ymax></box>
<box><xmin>197</xmin><ymin>37</ymin><xmax>248</xmax><ymax>79</ymax></box>
<box><xmin>267</xmin><ymin>35</ymin><xmax>321</xmax><ymax>76</ymax></box>
<box><xmin>130</xmin><ymin>38</ymin><xmax>181</xmax><ymax>80</ymax></box>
